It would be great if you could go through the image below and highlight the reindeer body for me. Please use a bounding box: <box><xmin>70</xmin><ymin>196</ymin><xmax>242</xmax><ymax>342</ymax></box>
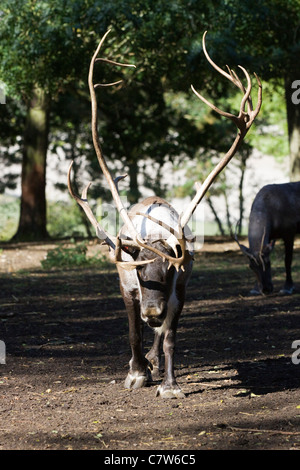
<box><xmin>68</xmin><ymin>30</ymin><xmax>261</xmax><ymax>397</ymax></box>
<box><xmin>241</xmin><ymin>182</ymin><xmax>300</xmax><ymax>295</ymax></box>
<box><xmin>116</xmin><ymin>197</ymin><xmax>193</xmax><ymax>397</ymax></box>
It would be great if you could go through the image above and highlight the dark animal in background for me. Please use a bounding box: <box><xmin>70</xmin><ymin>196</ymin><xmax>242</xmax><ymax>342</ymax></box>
<box><xmin>68</xmin><ymin>30</ymin><xmax>261</xmax><ymax>397</ymax></box>
<box><xmin>236</xmin><ymin>182</ymin><xmax>300</xmax><ymax>295</ymax></box>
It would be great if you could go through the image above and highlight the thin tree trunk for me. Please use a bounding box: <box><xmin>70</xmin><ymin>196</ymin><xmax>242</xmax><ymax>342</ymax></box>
<box><xmin>70</xmin><ymin>159</ymin><xmax>92</xmax><ymax>238</ymax></box>
<box><xmin>285</xmin><ymin>77</ymin><xmax>300</xmax><ymax>181</ymax></box>
<box><xmin>238</xmin><ymin>149</ymin><xmax>249</xmax><ymax>235</ymax></box>
<box><xmin>128</xmin><ymin>159</ymin><xmax>141</xmax><ymax>205</ymax></box>
<box><xmin>13</xmin><ymin>87</ymin><xmax>49</xmax><ymax>241</ymax></box>
<box><xmin>224</xmin><ymin>190</ymin><xmax>232</xmax><ymax>234</ymax></box>
<box><xmin>207</xmin><ymin>196</ymin><xmax>225</xmax><ymax>236</ymax></box>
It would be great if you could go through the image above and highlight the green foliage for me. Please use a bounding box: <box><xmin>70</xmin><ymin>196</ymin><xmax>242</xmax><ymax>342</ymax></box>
<box><xmin>249</xmin><ymin>81</ymin><xmax>288</xmax><ymax>160</ymax></box>
<box><xmin>1</xmin><ymin>0</ymin><xmax>299</xmax><ymax>239</ymax></box>
<box><xmin>0</xmin><ymin>197</ymin><xmax>93</xmax><ymax>241</ymax></box>
<box><xmin>214</xmin><ymin>0</ymin><xmax>300</xmax><ymax>80</ymax></box>
<box><xmin>0</xmin><ymin>0</ymin><xmax>100</xmax><ymax>99</ymax></box>
<box><xmin>47</xmin><ymin>200</ymin><xmax>88</xmax><ymax>239</ymax></box>
<box><xmin>223</xmin><ymin>80</ymin><xmax>289</xmax><ymax>160</ymax></box>
<box><xmin>41</xmin><ymin>242</ymin><xmax>110</xmax><ymax>269</ymax></box>
<box><xmin>0</xmin><ymin>196</ymin><xmax>19</xmax><ymax>241</ymax></box>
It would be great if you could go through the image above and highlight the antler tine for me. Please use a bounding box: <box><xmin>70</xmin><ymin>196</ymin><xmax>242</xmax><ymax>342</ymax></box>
<box><xmin>249</xmin><ymin>72</ymin><xmax>262</xmax><ymax>125</ymax></box>
<box><xmin>114</xmin><ymin>237</ymin><xmax>158</xmax><ymax>271</ymax></box>
<box><xmin>94</xmin><ymin>80</ymin><xmax>123</xmax><ymax>88</ymax></box>
<box><xmin>202</xmin><ymin>31</ymin><xmax>232</xmax><ymax>83</ymax></box>
<box><xmin>81</xmin><ymin>181</ymin><xmax>92</xmax><ymax>200</ymax></box>
<box><xmin>135</xmin><ymin>212</ymin><xmax>182</xmax><ymax>239</ymax></box>
<box><xmin>94</xmin><ymin>59</ymin><xmax>136</xmax><ymax>88</ymax></box>
<box><xmin>114</xmin><ymin>174</ymin><xmax>128</xmax><ymax>193</ymax></box>
<box><xmin>226</xmin><ymin>66</ymin><xmax>244</xmax><ymax>92</ymax></box>
<box><xmin>229</xmin><ymin>67</ymin><xmax>254</xmax><ymax>114</ymax></box>
<box><xmin>93</xmin><ymin>53</ymin><xmax>136</xmax><ymax>88</ymax></box>
<box><xmin>228</xmin><ymin>67</ymin><xmax>262</xmax><ymax>121</ymax></box>
<box><xmin>191</xmin><ymin>84</ymin><xmax>240</xmax><ymax>125</ymax></box>
<box><xmin>259</xmin><ymin>227</ymin><xmax>266</xmax><ymax>272</ymax></box>
<box><xmin>96</xmin><ymin>58</ymin><xmax>136</xmax><ymax>68</ymax></box>
<box><xmin>67</xmin><ymin>161</ymin><xmax>116</xmax><ymax>249</ymax></box>
<box><xmin>237</xmin><ymin>65</ymin><xmax>252</xmax><ymax>119</ymax></box>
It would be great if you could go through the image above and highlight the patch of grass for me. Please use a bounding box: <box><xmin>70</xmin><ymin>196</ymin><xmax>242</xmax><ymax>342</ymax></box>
<box><xmin>41</xmin><ymin>242</ymin><xmax>110</xmax><ymax>269</ymax></box>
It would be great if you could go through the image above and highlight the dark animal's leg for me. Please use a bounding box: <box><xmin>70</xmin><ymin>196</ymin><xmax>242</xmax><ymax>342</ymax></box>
<box><xmin>146</xmin><ymin>331</ymin><xmax>162</xmax><ymax>380</ymax></box>
<box><xmin>281</xmin><ymin>237</ymin><xmax>295</xmax><ymax>294</ymax></box>
<box><xmin>124</xmin><ymin>296</ymin><xmax>151</xmax><ymax>389</ymax></box>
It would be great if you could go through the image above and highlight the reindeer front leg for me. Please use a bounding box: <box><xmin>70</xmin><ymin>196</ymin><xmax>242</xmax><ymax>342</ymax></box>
<box><xmin>156</xmin><ymin>325</ymin><xmax>185</xmax><ymax>399</ymax></box>
<box><xmin>123</xmin><ymin>294</ymin><xmax>152</xmax><ymax>389</ymax></box>
<box><xmin>155</xmin><ymin>297</ymin><xmax>185</xmax><ymax>399</ymax></box>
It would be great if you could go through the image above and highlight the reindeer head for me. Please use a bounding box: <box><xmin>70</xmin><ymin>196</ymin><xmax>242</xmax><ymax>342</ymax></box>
<box><xmin>236</xmin><ymin>227</ymin><xmax>275</xmax><ymax>294</ymax></box>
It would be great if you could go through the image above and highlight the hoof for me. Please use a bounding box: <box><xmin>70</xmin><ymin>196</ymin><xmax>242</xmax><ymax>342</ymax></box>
<box><xmin>124</xmin><ymin>371</ymin><xmax>148</xmax><ymax>390</ymax></box>
<box><xmin>149</xmin><ymin>365</ymin><xmax>160</xmax><ymax>381</ymax></box>
<box><xmin>156</xmin><ymin>384</ymin><xmax>185</xmax><ymax>399</ymax></box>
<box><xmin>279</xmin><ymin>287</ymin><xmax>294</xmax><ymax>295</ymax></box>
<box><xmin>249</xmin><ymin>288</ymin><xmax>261</xmax><ymax>296</ymax></box>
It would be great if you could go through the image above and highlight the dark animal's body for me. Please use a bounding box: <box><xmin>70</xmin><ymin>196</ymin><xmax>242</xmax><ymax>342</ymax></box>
<box><xmin>241</xmin><ymin>182</ymin><xmax>300</xmax><ymax>294</ymax></box>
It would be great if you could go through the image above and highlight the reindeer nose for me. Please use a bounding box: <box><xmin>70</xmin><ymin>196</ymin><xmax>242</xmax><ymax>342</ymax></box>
<box><xmin>146</xmin><ymin>307</ymin><xmax>160</xmax><ymax>317</ymax></box>
<box><xmin>144</xmin><ymin>301</ymin><xmax>165</xmax><ymax>317</ymax></box>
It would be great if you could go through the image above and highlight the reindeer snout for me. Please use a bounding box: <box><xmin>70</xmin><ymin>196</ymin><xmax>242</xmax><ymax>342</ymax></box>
<box><xmin>146</xmin><ymin>302</ymin><xmax>164</xmax><ymax>316</ymax></box>
<box><xmin>142</xmin><ymin>301</ymin><xmax>167</xmax><ymax>327</ymax></box>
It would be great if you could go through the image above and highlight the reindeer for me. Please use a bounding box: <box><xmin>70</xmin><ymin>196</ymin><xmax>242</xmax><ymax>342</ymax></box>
<box><xmin>236</xmin><ymin>182</ymin><xmax>300</xmax><ymax>295</ymax></box>
<box><xmin>68</xmin><ymin>30</ymin><xmax>262</xmax><ymax>398</ymax></box>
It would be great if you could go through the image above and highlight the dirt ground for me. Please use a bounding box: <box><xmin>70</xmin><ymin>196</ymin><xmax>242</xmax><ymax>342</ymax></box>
<box><xmin>0</xmin><ymin>237</ymin><xmax>300</xmax><ymax>452</ymax></box>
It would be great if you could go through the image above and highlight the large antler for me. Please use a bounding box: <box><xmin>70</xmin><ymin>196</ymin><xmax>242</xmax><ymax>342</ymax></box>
<box><xmin>180</xmin><ymin>31</ymin><xmax>262</xmax><ymax>228</ymax></box>
<box><xmin>68</xmin><ymin>30</ymin><xmax>189</xmax><ymax>270</ymax></box>
<box><xmin>87</xmin><ymin>30</ymin><xmax>140</xmax><ymax>243</ymax></box>
<box><xmin>67</xmin><ymin>30</ymin><xmax>141</xmax><ymax>259</ymax></box>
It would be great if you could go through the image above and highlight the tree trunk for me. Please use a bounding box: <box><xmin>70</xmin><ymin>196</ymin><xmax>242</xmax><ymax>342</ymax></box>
<box><xmin>285</xmin><ymin>77</ymin><xmax>300</xmax><ymax>181</ymax></box>
<box><xmin>207</xmin><ymin>196</ymin><xmax>225</xmax><ymax>235</ymax></box>
<box><xmin>70</xmin><ymin>159</ymin><xmax>92</xmax><ymax>238</ymax></box>
<box><xmin>238</xmin><ymin>149</ymin><xmax>249</xmax><ymax>235</ymax></box>
<box><xmin>128</xmin><ymin>159</ymin><xmax>141</xmax><ymax>205</ymax></box>
<box><xmin>13</xmin><ymin>87</ymin><xmax>50</xmax><ymax>241</ymax></box>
